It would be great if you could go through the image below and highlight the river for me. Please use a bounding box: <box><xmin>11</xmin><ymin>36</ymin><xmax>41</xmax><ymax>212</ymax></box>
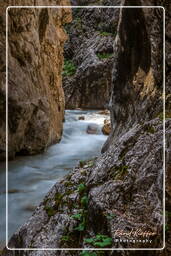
<box><xmin>0</xmin><ymin>110</ymin><xmax>108</xmax><ymax>247</ymax></box>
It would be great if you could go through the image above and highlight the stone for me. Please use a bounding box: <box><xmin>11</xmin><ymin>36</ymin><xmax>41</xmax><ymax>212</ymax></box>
<box><xmin>86</xmin><ymin>123</ymin><xmax>100</xmax><ymax>134</ymax></box>
<box><xmin>78</xmin><ymin>116</ymin><xmax>85</xmax><ymax>120</ymax></box>
<box><xmin>102</xmin><ymin>119</ymin><xmax>111</xmax><ymax>135</ymax></box>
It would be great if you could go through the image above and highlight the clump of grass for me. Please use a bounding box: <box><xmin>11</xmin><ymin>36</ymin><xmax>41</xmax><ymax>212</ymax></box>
<box><xmin>63</xmin><ymin>59</ymin><xmax>77</xmax><ymax>76</ymax></box>
<box><xmin>98</xmin><ymin>31</ymin><xmax>113</xmax><ymax>37</ymax></box>
<box><xmin>97</xmin><ymin>53</ymin><xmax>113</xmax><ymax>60</ymax></box>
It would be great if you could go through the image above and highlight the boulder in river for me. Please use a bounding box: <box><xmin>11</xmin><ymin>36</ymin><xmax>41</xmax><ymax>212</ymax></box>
<box><xmin>78</xmin><ymin>116</ymin><xmax>85</xmax><ymax>120</ymax></box>
<box><xmin>86</xmin><ymin>123</ymin><xmax>100</xmax><ymax>134</ymax></box>
<box><xmin>102</xmin><ymin>119</ymin><xmax>111</xmax><ymax>135</ymax></box>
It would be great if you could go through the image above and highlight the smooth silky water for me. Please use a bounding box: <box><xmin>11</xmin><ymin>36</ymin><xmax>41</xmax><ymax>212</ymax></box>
<box><xmin>0</xmin><ymin>110</ymin><xmax>108</xmax><ymax>247</ymax></box>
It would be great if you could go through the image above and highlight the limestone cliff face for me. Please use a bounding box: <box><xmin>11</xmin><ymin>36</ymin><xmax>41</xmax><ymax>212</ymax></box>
<box><xmin>3</xmin><ymin>1</ymin><xmax>171</xmax><ymax>255</ymax></box>
<box><xmin>63</xmin><ymin>0</ymin><xmax>121</xmax><ymax>109</ymax></box>
<box><xmin>0</xmin><ymin>0</ymin><xmax>71</xmax><ymax>160</ymax></box>
<box><xmin>103</xmin><ymin>0</ymin><xmax>165</xmax><ymax>152</ymax></box>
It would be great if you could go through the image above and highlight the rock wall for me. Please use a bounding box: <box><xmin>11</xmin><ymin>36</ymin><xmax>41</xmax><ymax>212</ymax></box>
<box><xmin>3</xmin><ymin>0</ymin><xmax>171</xmax><ymax>255</ymax></box>
<box><xmin>0</xmin><ymin>0</ymin><xmax>71</xmax><ymax>160</ymax></box>
<box><xmin>103</xmin><ymin>0</ymin><xmax>165</xmax><ymax>152</ymax></box>
<box><xmin>63</xmin><ymin>0</ymin><xmax>121</xmax><ymax>109</ymax></box>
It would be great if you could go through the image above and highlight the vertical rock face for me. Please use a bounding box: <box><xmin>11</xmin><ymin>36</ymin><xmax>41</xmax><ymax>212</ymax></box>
<box><xmin>62</xmin><ymin>0</ymin><xmax>121</xmax><ymax>109</ymax></box>
<box><xmin>3</xmin><ymin>1</ymin><xmax>171</xmax><ymax>255</ymax></box>
<box><xmin>0</xmin><ymin>0</ymin><xmax>72</xmax><ymax>160</ymax></box>
<box><xmin>103</xmin><ymin>0</ymin><xmax>165</xmax><ymax>152</ymax></box>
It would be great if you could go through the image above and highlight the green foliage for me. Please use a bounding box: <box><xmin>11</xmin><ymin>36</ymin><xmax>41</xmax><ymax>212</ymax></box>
<box><xmin>74</xmin><ymin>222</ymin><xmax>86</xmax><ymax>231</ymax></box>
<box><xmin>73</xmin><ymin>184</ymin><xmax>89</xmax><ymax>232</ymax></box>
<box><xmin>79</xmin><ymin>160</ymin><xmax>86</xmax><ymax>168</ymax></box>
<box><xmin>81</xmin><ymin>195</ymin><xmax>88</xmax><ymax>208</ymax></box>
<box><xmin>71</xmin><ymin>213</ymin><xmax>82</xmax><ymax>221</ymax></box>
<box><xmin>77</xmin><ymin>183</ymin><xmax>86</xmax><ymax>194</ymax></box>
<box><xmin>64</xmin><ymin>181</ymin><xmax>73</xmax><ymax>187</ymax></box>
<box><xmin>84</xmin><ymin>234</ymin><xmax>112</xmax><ymax>248</ymax></box>
<box><xmin>97</xmin><ymin>53</ymin><xmax>113</xmax><ymax>60</ymax></box>
<box><xmin>80</xmin><ymin>251</ymin><xmax>97</xmax><ymax>256</ymax></box>
<box><xmin>44</xmin><ymin>206</ymin><xmax>56</xmax><ymax>217</ymax></box>
<box><xmin>98</xmin><ymin>31</ymin><xmax>113</xmax><ymax>37</ymax></box>
<box><xmin>63</xmin><ymin>59</ymin><xmax>77</xmax><ymax>76</ymax></box>
<box><xmin>55</xmin><ymin>192</ymin><xmax>64</xmax><ymax>208</ymax></box>
<box><xmin>61</xmin><ymin>235</ymin><xmax>70</xmax><ymax>242</ymax></box>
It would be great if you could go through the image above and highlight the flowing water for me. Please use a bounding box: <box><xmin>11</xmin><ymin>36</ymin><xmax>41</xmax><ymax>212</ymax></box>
<box><xmin>0</xmin><ymin>110</ymin><xmax>108</xmax><ymax>247</ymax></box>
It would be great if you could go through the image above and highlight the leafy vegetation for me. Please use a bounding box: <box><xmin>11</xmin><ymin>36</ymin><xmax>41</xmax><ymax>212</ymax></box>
<box><xmin>84</xmin><ymin>234</ymin><xmax>112</xmax><ymax>248</ymax></box>
<box><xmin>80</xmin><ymin>251</ymin><xmax>97</xmax><ymax>256</ymax></box>
<box><xmin>63</xmin><ymin>59</ymin><xmax>77</xmax><ymax>76</ymax></box>
<box><xmin>98</xmin><ymin>31</ymin><xmax>113</xmax><ymax>37</ymax></box>
<box><xmin>73</xmin><ymin>184</ymin><xmax>89</xmax><ymax>232</ymax></box>
<box><xmin>77</xmin><ymin>183</ymin><xmax>86</xmax><ymax>193</ymax></box>
<box><xmin>97</xmin><ymin>53</ymin><xmax>113</xmax><ymax>60</ymax></box>
<box><xmin>44</xmin><ymin>206</ymin><xmax>56</xmax><ymax>217</ymax></box>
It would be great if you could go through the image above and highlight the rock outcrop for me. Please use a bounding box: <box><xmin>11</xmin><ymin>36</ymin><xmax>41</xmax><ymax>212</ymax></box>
<box><xmin>63</xmin><ymin>0</ymin><xmax>121</xmax><ymax>109</ymax></box>
<box><xmin>3</xmin><ymin>0</ymin><xmax>171</xmax><ymax>255</ymax></box>
<box><xmin>0</xmin><ymin>0</ymin><xmax>72</xmax><ymax>160</ymax></box>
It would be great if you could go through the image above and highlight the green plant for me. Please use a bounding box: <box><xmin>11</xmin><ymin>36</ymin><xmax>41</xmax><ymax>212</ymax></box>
<box><xmin>77</xmin><ymin>183</ymin><xmax>86</xmax><ymax>194</ymax></box>
<box><xmin>74</xmin><ymin>221</ymin><xmax>86</xmax><ymax>231</ymax></box>
<box><xmin>97</xmin><ymin>53</ymin><xmax>113</xmax><ymax>60</ymax></box>
<box><xmin>55</xmin><ymin>192</ymin><xmax>64</xmax><ymax>208</ymax></box>
<box><xmin>84</xmin><ymin>234</ymin><xmax>112</xmax><ymax>248</ymax></box>
<box><xmin>80</xmin><ymin>251</ymin><xmax>97</xmax><ymax>256</ymax></box>
<box><xmin>63</xmin><ymin>59</ymin><xmax>77</xmax><ymax>76</ymax></box>
<box><xmin>73</xmin><ymin>184</ymin><xmax>89</xmax><ymax>232</ymax></box>
<box><xmin>71</xmin><ymin>213</ymin><xmax>82</xmax><ymax>221</ymax></box>
<box><xmin>81</xmin><ymin>195</ymin><xmax>89</xmax><ymax>208</ymax></box>
<box><xmin>98</xmin><ymin>31</ymin><xmax>113</xmax><ymax>37</ymax></box>
<box><xmin>44</xmin><ymin>206</ymin><xmax>56</xmax><ymax>217</ymax></box>
<box><xmin>61</xmin><ymin>235</ymin><xmax>70</xmax><ymax>242</ymax></box>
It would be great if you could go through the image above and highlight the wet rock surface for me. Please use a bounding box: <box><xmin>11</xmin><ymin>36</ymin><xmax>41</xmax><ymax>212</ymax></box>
<box><xmin>0</xmin><ymin>0</ymin><xmax>71</xmax><ymax>160</ymax></box>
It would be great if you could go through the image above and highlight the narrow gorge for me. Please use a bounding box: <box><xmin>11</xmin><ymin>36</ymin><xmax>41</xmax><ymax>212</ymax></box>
<box><xmin>0</xmin><ymin>0</ymin><xmax>170</xmax><ymax>256</ymax></box>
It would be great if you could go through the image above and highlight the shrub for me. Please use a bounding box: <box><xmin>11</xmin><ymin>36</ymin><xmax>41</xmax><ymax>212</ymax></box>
<box><xmin>63</xmin><ymin>59</ymin><xmax>77</xmax><ymax>76</ymax></box>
